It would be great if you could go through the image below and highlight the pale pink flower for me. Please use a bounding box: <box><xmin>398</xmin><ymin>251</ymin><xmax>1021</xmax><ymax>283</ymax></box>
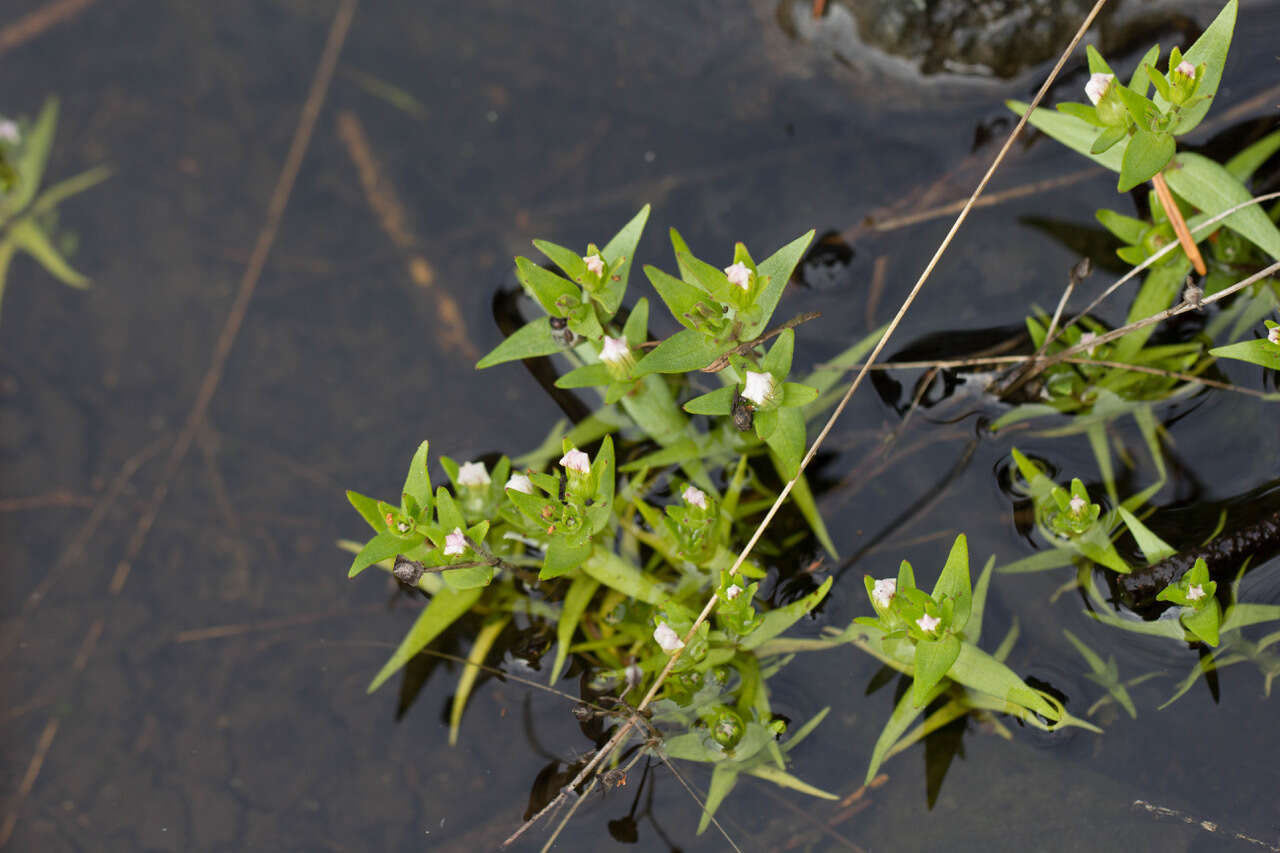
<box><xmin>653</xmin><ymin>622</ymin><xmax>685</xmax><ymax>653</ymax></box>
<box><xmin>741</xmin><ymin>370</ymin><xmax>776</xmax><ymax>407</ymax></box>
<box><xmin>457</xmin><ymin>461</ymin><xmax>490</xmax><ymax>487</ymax></box>
<box><xmin>1069</xmin><ymin>495</ymin><xmax>1087</xmax><ymax>516</ymax></box>
<box><xmin>1174</xmin><ymin>60</ymin><xmax>1195</xmax><ymax>79</ymax></box>
<box><xmin>1187</xmin><ymin>584</ymin><xmax>1206</xmax><ymax>602</ymax></box>
<box><xmin>724</xmin><ymin>261</ymin><xmax>752</xmax><ymax>291</ymax></box>
<box><xmin>600</xmin><ymin>335</ymin><xmax>630</xmax><ymax>365</ymax></box>
<box><xmin>584</xmin><ymin>253</ymin><xmax>605</xmax><ymax>276</ymax></box>
<box><xmin>1079</xmin><ymin>332</ymin><xmax>1098</xmax><ymax>355</ymax></box>
<box><xmin>0</xmin><ymin>119</ymin><xmax>18</xmax><ymax>145</ymax></box>
<box><xmin>505</xmin><ymin>472</ymin><xmax>534</xmax><ymax>494</ymax></box>
<box><xmin>916</xmin><ymin>613</ymin><xmax>941</xmax><ymax>634</ymax></box>
<box><xmin>443</xmin><ymin>527</ymin><xmax>468</xmax><ymax>556</ymax></box>
<box><xmin>1085</xmin><ymin>73</ymin><xmax>1114</xmax><ymax>105</ymax></box>
<box><xmin>872</xmin><ymin>578</ymin><xmax>896</xmax><ymax>610</ymax></box>
<box><xmin>559</xmin><ymin>448</ymin><xmax>591</xmax><ymax>474</ymax></box>
<box><xmin>725</xmin><ymin>584</ymin><xmax>743</xmax><ymax>601</ymax></box>
<box><xmin>682</xmin><ymin>484</ymin><xmax>708</xmax><ymax>510</ymax></box>
<box><xmin>1268</xmin><ymin>327</ymin><xmax>1280</xmax><ymax>346</ymax></box>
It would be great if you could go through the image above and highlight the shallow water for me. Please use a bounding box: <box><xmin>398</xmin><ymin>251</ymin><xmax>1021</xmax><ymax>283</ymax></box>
<box><xmin>2</xmin><ymin>1</ymin><xmax>1279</xmax><ymax>850</ymax></box>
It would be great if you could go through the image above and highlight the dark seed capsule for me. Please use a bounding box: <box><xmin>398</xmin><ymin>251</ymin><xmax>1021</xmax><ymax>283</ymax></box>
<box><xmin>392</xmin><ymin>555</ymin><xmax>426</xmax><ymax>586</ymax></box>
<box><xmin>571</xmin><ymin>703</ymin><xmax>595</xmax><ymax>722</ymax></box>
<box><xmin>731</xmin><ymin>387</ymin><xmax>754</xmax><ymax>432</ymax></box>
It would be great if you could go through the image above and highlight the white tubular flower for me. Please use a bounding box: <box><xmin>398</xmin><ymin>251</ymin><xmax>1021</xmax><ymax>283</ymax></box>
<box><xmin>1085</xmin><ymin>72</ymin><xmax>1114</xmax><ymax>105</ymax></box>
<box><xmin>915</xmin><ymin>613</ymin><xmax>941</xmax><ymax>634</ymax></box>
<box><xmin>559</xmin><ymin>448</ymin><xmax>591</xmax><ymax>474</ymax></box>
<box><xmin>1079</xmin><ymin>332</ymin><xmax>1098</xmax><ymax>355</ymax></box>
<box><xmin>584</xmin><ymin>253</ymin><xmax>605</xmax><ymax>276</ymax></box>
<box><xmin>457</xmin><ymin>461</ymin><xmax>490</xmax><ymax>487</ymax></box>
<box><xmin>724</xmin><ymin>261</ymin><xmax>752</xmax><ymax>291</ymax></box>
<box><xmin>0</xmin><ymin>119</ymin><xmax>18</xmax><ymax>145</ymax></box>
<box><xmin>1187</xmin><ymin>584</ymin><xmax>1206</xmax><ymax>602</ymax></box>
<box><xmin>725</xmin><ymin>584</ymin><xmax>743</xmax><ymax>601</ymax></box>
<box><xmin>653</xmin><ymin>622</ymin><xmax>685</xmax><ymax>653</ymax></box>
<box><xmin>741</xmin><ymin>370</ymin><xmax>777</xmax><ymax>407</ymax></box>
<box><xmin>505</xmin><ymin>472</ymin><xmax>534</xmax><ymax>494</ymax></box>
<box><xmin>1069</xmin><ymin>495</ymin><xmax>1087</xmax><ymax>516</ymax></box>
<box><xmin>599</xmin><ymin>335</ymin><xmax>635</xmax><ymax>378</ymax></box>
<box><xmin>1268</xmin><ymin>327</ymin><xmax>1280</xmax><ymax>346</ymax></box>
<box><xmin>1174</xmin><ymin>60</ymin><xmax>1195</xmax><ymax>79</ymax></box>
<box><xmin>681</xmin><ymin>484</ymin><xmax>708</xmax><ymax>510</ymax></box>
<box><xmin>872</xmin><ymin>578</ymin><xmax>896</xmax><ymax>610</ymax></box>
<box><xmin>443</xmin><ymin>527</ymin><xmax>468</xmax><ymax>556</ymax></box>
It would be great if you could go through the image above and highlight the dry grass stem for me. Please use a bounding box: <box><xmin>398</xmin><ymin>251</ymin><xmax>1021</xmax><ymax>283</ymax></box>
<box><xmin>1152</xmin><ymin>171</ymin><xmax>1207</xmax><ymax>275</ymax></box>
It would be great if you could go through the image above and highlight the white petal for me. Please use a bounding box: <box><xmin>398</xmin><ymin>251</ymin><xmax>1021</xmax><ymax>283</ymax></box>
<box><xmin>653</xmin><ymin>622</ymin><xmax>685</xmax><ymax>653</ymax></box>
<box><xmin>1085</xmin><ymin>72</ymin><xmax>1114</xmax><ymax>105</ymax></box>
<box><xmin>741</xmin><ymin>371</ymin><xmax>776</xmax><ymax>407</ymax></box>
<box><xmin>681</xmin><ymin>484</ymin><xmax>708</xmax><ymax>510</ymax></box>
<box><xmin>559</xmin><ymin>448</ymin><xmax>591</xmax><ymax>473</ymax></box>
<box><xmin>505</xmin><ymin>472</ymin><xmax>534</xmax><ymax>494</ymax></box>
<box><xmin>457</xmin><ymin>461</ymin><xmax>491</xmax><ymax>487</ymax></box>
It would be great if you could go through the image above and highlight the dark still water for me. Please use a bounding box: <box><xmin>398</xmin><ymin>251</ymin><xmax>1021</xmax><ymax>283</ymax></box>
<box><xmin>2</xmin><ymin>1</ymin><xmax>1278</xmax><ymax>850</ymax></box>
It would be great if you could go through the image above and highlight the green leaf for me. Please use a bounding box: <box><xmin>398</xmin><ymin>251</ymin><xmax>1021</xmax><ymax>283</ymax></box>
<box><xmin>347</xmin><ymin>490</ymin><xmax>387</xmax><ymax>533</ymax></box>
<box><xmin>1086</xmin><ymin>45</ymin><xmax>1114</xmax><ymax>76</ymax></box>
<box><xmin>947</xmin><ymin>642</ymin><xmax>1057</xmax><ymax>718</ymax></box>
<box><xmin>866</xmin><ymin>678</ymin><xmax>948</xmax><ymax>783</ymax></box>
<box><xmin>683</xmin><ymin>384</ymin><xmax>736</xmax><ymax>415</ymax></box>
<box><xmin>401</xmin><ymin>441</ymin><xmax>432</xmax><ymax>511</ymax></box>
<box><xmin>515</xmin><ymin>256</ymin><xmax>579</xmax><ymax>316</ymax></box>
<box><xmin>931</xmin><ymin>535</ymin><xmax>972</xmax><ymax>631</ymax></box>
<box><xmin>1117</xmin><ymin>506</ymin><xmax>1176</xmax><ymax>564</ymax></box>
<box><xmin>966</xmin><ymin>557</ymin><xmax>996</xmax><ymax>645</ymax></box>
<box><xmin>599</xmin><ymin>204</ymin><xmax>650</xmax><ymax>313</ymax></box>
<box><xmin>912</xmin><ymin>634</ymin><xmax>961</xmax><ymax>707</ymax></box>
<box><xmin>1128</xmin><ymin>45</ymin><xmax>1161</xmax><ymax>95</ymax></box>
<box><xmin>7</xmin><ymin>97</ymin><xmax>58</xmax><ymax>212</ymax></box>
<box><xmin>1114</xmin><ymin>260</ymin><xmax>1190</xmax><ymax>358</ymax></box>
<box><xmin>449</xmin><ymin>614</ymin><xmax>509</xmax><ymax>745</ymax></box>
<box><xmin>761</xmin><ymin>328</ymin><xmax>794</xmax><ymax>377</ymax></box>
<box><xmin>476</xmin><ymin>317</ymin><xmax>563</xmax><ymax>368</ymax></box>
<box><xmin>540</xmin><ymin>537</ymin><xmax>592</xmax><ymax>579</ymax></box>
<box><xmin>349</xmin><ymin>530</ymin><xmax>405</xmax><ymax>577</ymax></box>
<box><xmin>434</xmin><ymin>487</ymin><xmax>465</xmax><ymax>531</ymax></box>
<box><xmin>554</xmin><ymin>362</ymin><xmax>613</xmax><ymax>388</ymax></box>
<box><xmin>745</xmin><ymin>764</ymin><xmax>838</xmax><ymax>800</ymax></box>
<box><xmin>741</xmin><ymin>576</ymin><xmax>833</xmax><ymax>650</ymax></box>
<box><xmin>1007</xmin><ymin>99</ymin><xmax>1125</xmax><ymax>171</ymax></box>
<box><xmin>762</xmin><ymin>406</ymin><xmax>805</xmax><ymax>479</ymax></box>
<box><xmin>1090</xmin><ymin>125</ymin><xmax>1127</xmax><ymax>156</ymax></box>
<box><xmin>1165</xmin><ymin>153</ymin><xmax>1280</xmax><ymax>260</ymax></box>
<box><xmin>8</xmin><ymin>220</ymin><xmax>89</xmax><ymax>287</ymax></box>
<box><xmin>1117</xmin><ymin>130</ymin><xmax>1175</xmax><ymax>192</ymax></box>
<box><xmin>1155</xmin><ymin>0</ymin><xmax>1236</xmax><ymax>134</ymax></box>
<box><xmin>1180</xmin><ymin>599</ymin><xmax>1221</xmax><ymax>647</ymax></box>
<box><xmin>622</xmin><ymin>296</ymin><xmax>649</xmax><ymax>346</ymax></box>
<box><xmin>1224</xmin><ymin>129</ymin><xmax>1280</xmax><ymax>181</ymax></box>
<box><xmin>1056</xmin><ymin>101</ymin><xmax>1105</xmax><ymax>127</ymax></box>
<box><xmin>697</xmin><ymin>766</ymin><xmax>739</xmax><ymax>835</ymax></box>
<box><xmin>533</xmin><ymin>239</ymin><xmax>587</xmax><ymax>283</ymax></box>
<box><xmin>550</xmin><ymin>575</ymin><xmax>599</xmax><ymax>683</ymax></box>
<box><xmin>783</xmin><ymin>461</ymin><xmax>838</xmax><ymax>559</ymax></box>
<box><xmin>634</xmin><ymin>327</ymin><xmax>720</xmax><ymax>375</ymax></box>
<box><xmin>644</xmin><ymin>264</ymin><xmax>717</xmax><ymax>331</ymax></box>
<box><xmin>1096</xmin><ymin>208</ymin><xmax>1148</xmax><ymax>245</ymax></box>
<box><xmin>744</xmin><ymin>230</ymin><xmax>814</xmax><ymax>339</ymax></box>
<box><xmin>367</xmin><ymin>585</ymin><xmax>484</xmax><ymax>692</ymax></box>
<box><xmin>781</xmin><ymin>382</ymin><xmax>818</xmax><ymax>407</ymax></box>
<box><xmin>580</xmin><ymin>546</ymin><xmax>666</xmax><ymax>605</ymax></box>
<box><xmin>1210</xmin><ymin>338</ymin><xmax>1280</xmax><ymax>370</ymax></box>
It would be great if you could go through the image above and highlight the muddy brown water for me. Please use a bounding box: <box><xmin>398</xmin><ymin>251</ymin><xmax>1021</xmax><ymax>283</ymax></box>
<box><xmin>2</xmin><ymin>1</ymin><xmax>1279</xmax><ymax>850</ymax></box>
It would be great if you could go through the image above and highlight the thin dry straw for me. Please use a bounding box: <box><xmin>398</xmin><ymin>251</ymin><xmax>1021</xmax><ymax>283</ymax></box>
<box><xmin>502</xmin><ymin>0</ymin><xmax>1114</xmax><ymax>845</ymax></box>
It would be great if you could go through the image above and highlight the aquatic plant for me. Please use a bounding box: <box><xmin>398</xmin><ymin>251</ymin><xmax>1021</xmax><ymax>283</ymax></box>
<box><xmin>342</xmin><ymin>0</ymin><xmax>1280</xmax><ymax>843</ymax></box>
<box><xmin>0</xmin><ymin>97</ymin><xmax>110</xmax><ymax>325</ymax></box>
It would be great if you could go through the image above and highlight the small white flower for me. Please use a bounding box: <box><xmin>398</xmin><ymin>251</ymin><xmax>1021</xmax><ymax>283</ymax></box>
<box><xmin>443</xmin><ymin>527</ymin><xmax>468</xmax><ymax>556</ymax></box>
<box><xmin>916</xmin><ymin>613</ymin><xmax>941</xmax><ymax>634</ymax></box>
<box><xmin>1069</xmin><ymin>495</ymin><xmax>1088</xmax><ymax>516</ymax></box>
<box><xmin>505</xmin><ymin>472</ymin><xmax>534</xmax><ymax>494</ymax></box>
<box><xmin>872</xmin><ymin>578</ymin><xmax>896</xmax><ymax>610</ymax></box>
<box><xmin>457</xmin><ymin>461</ymin><xmax>490</xmax><ymax>487</ymax></box>
<box><xmin>725</xmin><ymin>584</ymin><xmax>743</xmax><ymax>601</ymax></box>
<box><xmin>0</xmin><ymin>119</ymin><xmax>18</xmax><ymax>145</ymax></box>
<box><xmin>741</xmin><ymin>370</ymin><xmax>776</xmax><ymax>407</ymax></box>
<box><xmin>584</xmin><ymin>253</ymin><xmax>605</xmax><ymax>276</ymax></box>
<box><xmin>1268</xmin><ymin>326</ymin><xmax>1280</xmax><ymax>346</ymax></box>
<box><xmin>1187</xmin><ymin>584</ymin><xmax>1206</xmax><ymax>602</ymax></box>
<box><xmin>1079</xmin><ymin>332</ymin><xmax>1099</xmax><ymax>356</ymax></box>
<box><xmin>653</xmin><ymin>622</ymin><xmax>685</xmax><ymax>653</ymax></box>
<box><xmin>682</xmin><ymin>484</ymin><xmax>708</xmax><ymax>510</ymax></box>
<box><xmin>599</xmin><ymin>335</ymin><xmax>630</xmax><ymax>364</ymax></box>
<box><xmin>1174</xmin><ymin>60</ymin><xmax>1195</xmax><ymax>79</ymax></box>
<box><xmin>724</xmin><ymin>261</ymin><xmax>752</xmax><ymax>291</ymax></box>
<box><xmin>1085</xmin><ymin>73</ymin><xmax>1114</xmax><ymax>105</ymax></box>
<box><xmin>559</xmin><ymin>448</ymin><xmax>591</xmax><ymax>474</ymax></box>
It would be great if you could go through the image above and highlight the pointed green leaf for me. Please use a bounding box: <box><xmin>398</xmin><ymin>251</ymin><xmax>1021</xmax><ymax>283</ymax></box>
<box><xmin>761</xmin><ymin>328</ymin><xmax>794</xmax><ymax>377</ymax></box>
<box><xmin>1117</xmin><ymin>506</ymin><xmax>1176</xmax><ymax>564</ymax></box>
<box><xmin>743</xmin><ymin>230</ymin><xmax>814</xmax><ymax>339</ymax></box>
<box><xmin>7</xmin><ymin>97</ymin><xmax>58</xmax><ymax>212</ymax></box>
<box><xmin>741</xmin><ymin>576</ymin><xmax>832</xmax><ymax>650</ymax></box>
<box><xmin>1224</xmin><ymin>129</ymin><xmax>1280</xmax><ymax>181</ymax></box>
<box><xmin>401</xmin><ymin>441</ymin><xmax>432</xmax><ymax>510</ymax></box>
<box><xmin>644</xmin><ymin>264</ymin><xmax>717</xmax><ymax>331</ymax></box>
<box><xmin>9</xmin><ymin>220</ymin><xmax>89</xmax><ymax>287</ymax></box>
<box><xmin>533</xmin><ymin>239</ymin><xmax>587</xmax><ymax>283</ymax></box>
<box><xmin>1155</xmin><ymin>0</ymin><xmax>1235</xmax><ymax>134</ymax></box>
<box><xmin>947</xmin><ymin>642</ymin><xmax>1057</xmax><ymax>718</ymax></box>
<box><xmin>550</xmin><ymin>576</ymin><xmax>599</xmax><ymax>683</ymax></box>
<box><xmin>1165</xmin><ymin>152</ymin><xmax>1280</xmax><ymax>260</ymax></box>
<box><xmin>347</xmin><ymin>490</ymin><xmax>387</xmax><ymax>533</ymax></box>
<box><xmin>622</xmin><ymin>296</ymin><xmax>649</xmax><ymax>346</ymax></box>
<box><xmin>1128</xmin><ymin>45</ymin><xmax>1161</xmax><ymax>94</ymax></box>
<box><xmin>598</xmin><ymin>204</ymin><xmax>650</xmax><ymax>313</ymax></box>
<box><xmin>634</xmin><ymin>327</ymin><xmax>720</xmax><ymax>375</ymax></box>
<box><xmin>368</xmin><ymin>585</ymin><xmax>484</xmax><ymax>692</ymax></box>
<box><xmin>762</xmin><ymin>406</ymin><xmax>805</xmax><ymax>478</ymax></box>
<box><xmin>515</xmin><ymin>256</ymin><xmax>579</xmax><ymax>316</ymax></box>
<box><xmin>683</xmin><ymin>384</ymin><xmax>736</xmax><ymax>415</ymax></box>
<box><xmin>1117</xmin><ymin>130</ymin><xmax>1174</xmax><ymax>192</ymax></box>
<box><xmin>932</xmin><ymin>534</ymin><xmax>972</xmax><ymax>631</ymax></box>
<box><xmin>555</xmin><ymin>362</ymin><xmax>613</xmax><ymax>388</ymax></box>
<box><xmin>540</xmin><ymin>537</ymin><xmax>592</xmax><ymax>579</ymax></box>
<box><xmin>349</xmin><ymin>530</ymin><xmax>406</xmax><ymax>577</ymax></box>
<box><xmin>476</xmin><ymin>316</ymin><xmax>564</xmax><ymax>368</ymax></box>
<box><xmin>1095</xmin><ymin>208</ymin><xmax>1148</xmax><ymax>245</ymax></box>
<box><xmin>696</xmin><ymin>765</ymin><xmax>739</xmax><ymax>835</ymax></box>
<box><xmin>912</xmin><ymin>634</ymin><xmax>961</xmax><ymax>707</ymax></box>
<box><xmin>449</xmin><ymin>615</ymin><xmax>509</xmax><ymax>745</ymax></box>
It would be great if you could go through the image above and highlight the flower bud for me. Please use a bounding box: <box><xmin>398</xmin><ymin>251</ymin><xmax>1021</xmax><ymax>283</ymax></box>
<box><xmin>741</xmin><ymin>370</ymin><xmax>777</xmax><ymax>408</ymax></box>
<box><xmin>598</xmin><ymin>335</ymin><xmax>635</xmax><ymax>379</ymax></box>
<box><xmin>681</xmin><ymin>484</ymin><xmax>708</xmax><ymax>510</ymax></box>
<box><xmin>871</xmin><ymin>578</ymin><xmax>896</xmax><ymax>610</ymax></box>
<box><xmin>724</xmin><ymin>261</ymin><xmax>752</xmax><ymax>291</ymax></box>
<box><xmin>443</xmin><ymin>527</ymin><xmax>468</xmax><ymax>556</ymax></box>
<box><xmin>505</xmin><ymin>472</ymin><xmax>534</xmax><ymax>494</ymax></box>
<box><xmin>457</xmin><ymin>461</ymin><xmax>490</xmax><ymax>488</ymax></box>
<box><xmin>653</xmin><ymin>622</ymin><xmax>685</xmax><ymax>653</ymax></box>
<box><xmin>559</xmin><ymin>448</ymin><xmax>591</xmax><ymax>474</ymax></box>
